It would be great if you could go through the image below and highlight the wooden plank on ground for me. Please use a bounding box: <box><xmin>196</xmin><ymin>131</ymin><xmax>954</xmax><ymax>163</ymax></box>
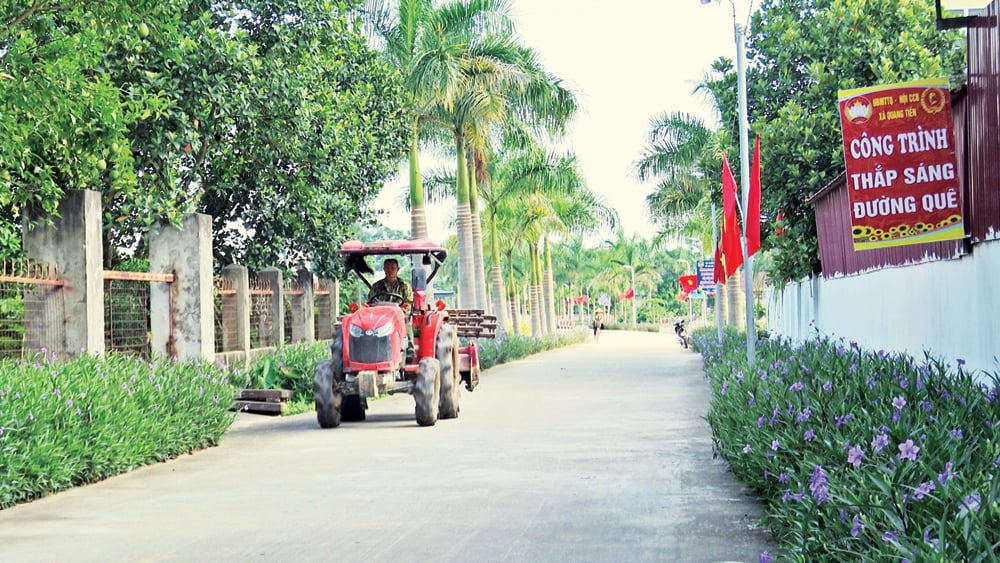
<box><xmin>234</xmin><ymin>400</ymin><xmax>286</xmax><ymax>415</ymax></box>
<box><xmin>237</xmin><ymin>389</ymin><xmax>294</xmax><ymax>402</ymax></box>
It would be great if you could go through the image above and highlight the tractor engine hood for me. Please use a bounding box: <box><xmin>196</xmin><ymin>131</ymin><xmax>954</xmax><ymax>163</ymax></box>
<box><xmin>343</xmin><ymin>305</ymin><xmax>407</xmax><ymax>369</ymax></box>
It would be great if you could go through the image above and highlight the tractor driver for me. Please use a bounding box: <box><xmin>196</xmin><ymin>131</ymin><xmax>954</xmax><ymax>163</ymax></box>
<box><xmin>368</xmin><ymin>258</ymin><xmax>416</xmax><ymax>360</ymax></box>
<box><xmin>367</xmin><ymin>258</ymin><xmax>414</xmax><ymax>311</ymax></box>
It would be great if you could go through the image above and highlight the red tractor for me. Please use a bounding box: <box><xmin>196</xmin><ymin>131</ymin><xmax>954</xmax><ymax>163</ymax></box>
<box><xmin>313</xmin><ymin>239</ymin><xmax>490</xmax><ymax>428</ymax></box>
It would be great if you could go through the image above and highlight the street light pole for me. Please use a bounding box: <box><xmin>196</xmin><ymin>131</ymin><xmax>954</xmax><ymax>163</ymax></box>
<box><xmin>702</xmin><ymin>0</ymin><xmax>756</xmax><ymax>364</ymax></box>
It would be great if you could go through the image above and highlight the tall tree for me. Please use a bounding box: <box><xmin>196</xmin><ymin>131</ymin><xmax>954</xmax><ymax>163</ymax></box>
<box><xmin>635</xmin><ymin>111</ymin><xmax>718</xmax><ymax>244</ymax></box>
<box><xmin>444</xmin><ymin>38</ymin><xmax>577</xmax><ymax>309</ymax></box>
<box><xmin>481</xmin><ymin>145</ymin><xmax>614</xmax><ymax>334</ymax></box>
<box><xmin>198</xmin><ymin>0</ymin><xmax>410</xmax><ymax>274</ymax></box>
<box><xmin>3</xmin><ymin>0</ymin><xmax>410</xmax><ymax>274</ymax></box>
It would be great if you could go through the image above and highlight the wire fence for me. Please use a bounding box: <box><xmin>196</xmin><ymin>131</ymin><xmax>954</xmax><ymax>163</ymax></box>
<box><xmin>2</xmin><ymin>258</ymin><xmax>332</xmax><ymax>361</ymax></box>
<box><xmin>102</xmin><ymin>271</ymin><xmax>173</xmax><ymax>359</ymax></box>
<box><xmin>103</xmin><ymin>279</ymin><xmax>150</xmax><ymax>358</ymax></box>
<box><xmin>0</xmin><ymin>260</ymin><xmax>66</xmax><ymax>360</ymax></box>
<box><xmin>249</xmin><ymin>277</ymin><xmax>275</xmax><ymax>348</ymax></box>
<box><xmin>214</xmin><ymin>276</ymin><xmax>237</xmax><ymax>353</ymax></box>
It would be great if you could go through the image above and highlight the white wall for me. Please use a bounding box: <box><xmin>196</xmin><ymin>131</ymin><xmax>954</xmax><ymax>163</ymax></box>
<box><xmin>767</xmin><ymin>240</ymin><xmax>999</xmax><ymax>378</ymax></box>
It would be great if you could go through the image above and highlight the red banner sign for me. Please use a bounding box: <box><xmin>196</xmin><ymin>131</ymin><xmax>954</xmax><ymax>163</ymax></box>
<box><xmin>838</xmin><ymin>78</ymin><xmax>964</xmax><ymax>250</ymax></box>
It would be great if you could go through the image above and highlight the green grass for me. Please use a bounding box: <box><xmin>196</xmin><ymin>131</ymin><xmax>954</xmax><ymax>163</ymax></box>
<box><xmin>692</xmin><ymin>327</ymin><xmax>1000</xmax><ymax>561</ymax></box>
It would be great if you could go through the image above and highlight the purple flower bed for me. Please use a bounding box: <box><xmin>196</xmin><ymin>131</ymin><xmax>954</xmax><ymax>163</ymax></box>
<box><xmin>694</xmin><ymin>329</ymin><xmax>999</xmax><ymax>560</ymax></box>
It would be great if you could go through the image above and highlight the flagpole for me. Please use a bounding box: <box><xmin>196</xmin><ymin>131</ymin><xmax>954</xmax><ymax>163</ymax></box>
<box><xmin>713</xmin><ymin>202</ymin><xmax>722</xmax><ymax>341</ymax></box>
<box><xmin>734</xmin><ymin>7</ymin><xmax>757</xmax><ymax>365</ymax></box>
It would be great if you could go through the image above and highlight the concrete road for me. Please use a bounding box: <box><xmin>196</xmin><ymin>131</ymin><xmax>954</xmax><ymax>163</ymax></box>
<box><xmin>0</xmin><ymin>329</ymin><xmax>777</xmax><ymax>562</ymax></box>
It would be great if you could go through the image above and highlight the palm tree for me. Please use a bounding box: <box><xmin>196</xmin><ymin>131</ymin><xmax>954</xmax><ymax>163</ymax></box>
<box><xmin>361</xmin><ymin>0</ymin><xmax>514</xmax><ymax>241</ymax></box>
<box><xmin>634</xmin><ymin>111</ymin><xmax>719</xmax><ymax>242</ymax></box>
<box><xmin>602</xmin><ymin>231</ymin><xmax>663</xmax><ymax>326</ymax></box>
<box><xmin>478</xmin><ymin>143</ymin><xmax>616</xmax><ymax>334</ymax></box>
<box><xmin>442</xmin><ymin>39</ymin><xmax>577</xmax><ymax>310</ymax></box>
<box><xmin>541</xmin><ymin>182</ymin><xmax>617</xmax><ymax>332</ymax></box>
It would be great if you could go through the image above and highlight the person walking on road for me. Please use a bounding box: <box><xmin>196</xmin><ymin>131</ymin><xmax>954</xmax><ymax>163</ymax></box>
<box><xmin>592</xmin><ymin>308</ymin><xmax>605</xmax><ymax>340</ymax></box>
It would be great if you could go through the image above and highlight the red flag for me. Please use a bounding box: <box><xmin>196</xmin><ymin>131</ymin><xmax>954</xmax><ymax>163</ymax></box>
<box><xmin>624</xmin><ymin>287</ymin><xmax>635</xmax><ymax>299</ymax></box>
<box><xmin>679</xmin><ymin>275</ymin><xmax>698</xmax><ymax>292</ymax></box>
<box><xmin>721</xmin><ymin>155</ymin><xmax>744</xmax><ymax>278</ymax></box>
<box><xmin>747</xmin><ymin>134</ymin><xmax>762</xmax><ymax>257</ymax></box>
<box><xmin>713</xmin><ymin>242</ymin><xmax>726</xmax><ymax>284</ymax></box>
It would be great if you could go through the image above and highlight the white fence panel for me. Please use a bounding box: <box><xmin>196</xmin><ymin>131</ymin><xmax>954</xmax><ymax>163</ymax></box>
<box><xmin>767</xmin><ymin>240</ymin><xmax>1000</xmax><ymax>378</ymax></box>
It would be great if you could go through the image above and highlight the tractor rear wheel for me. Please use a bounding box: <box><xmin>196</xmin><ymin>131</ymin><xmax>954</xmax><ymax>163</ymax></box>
<box><xmin>314</xmin><ymin>334</ymin><xmax>345</xmax><ymax>428</ymax></box>
<box><xmin>414</xmin><ymin>357</ymin><xmax>440</xmax><ymax>426</ymax></box>
<box><xmin>436</xmin><ymin>323</ymin><xmax>460</xmax><ymax>419</ymax></box>
<box><xmin>341</xmin><ymin>394</ymin><xmax>366</xmax><ymax>421</ymax></box>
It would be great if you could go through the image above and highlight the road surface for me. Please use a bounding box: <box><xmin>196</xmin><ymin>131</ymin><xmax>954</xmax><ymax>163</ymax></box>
<box><xmin>0</xmin><ymin>329</ymin><xmax>777</xmax><ymax>562</ymax></box>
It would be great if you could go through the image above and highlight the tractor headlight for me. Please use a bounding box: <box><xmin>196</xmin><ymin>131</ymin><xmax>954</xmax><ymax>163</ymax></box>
<box><xmin>349</xmin><ymin>323</ymin><xmax>392</xmax><ymax>338</ymax></box>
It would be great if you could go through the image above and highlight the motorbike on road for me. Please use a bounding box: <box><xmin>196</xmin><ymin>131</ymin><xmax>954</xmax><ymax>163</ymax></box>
<box><xmin>673</xmin><ymin>319</ymin><xmax>689</xmax><ymax>349</ymax></box>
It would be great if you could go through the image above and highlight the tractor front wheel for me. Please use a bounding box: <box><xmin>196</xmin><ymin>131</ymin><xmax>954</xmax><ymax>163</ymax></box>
<box><xmin>314</xmin><ymin>334</ymin><xmax>345</xmax><ymax>428</ymax></box>
<box><xmin>436</xmin><ymin>323</ymin><xmax>460</xmax><ymax>419</ymax></box>
<box><xmin>414</xmin><ymin>357</ymin><xmax>440</xmax><ymax>426</ymax></box>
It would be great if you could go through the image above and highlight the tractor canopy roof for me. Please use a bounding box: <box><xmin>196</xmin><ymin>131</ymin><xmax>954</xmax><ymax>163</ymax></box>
<box><xmin>340</xmin><ymin>239</ymin><xmax>447</xmax><ymax>289</ymax></box>
<box><xmin>340</xmin><ymin>238</ymin><xmax>447</xmax><ymax>260</ymax></box>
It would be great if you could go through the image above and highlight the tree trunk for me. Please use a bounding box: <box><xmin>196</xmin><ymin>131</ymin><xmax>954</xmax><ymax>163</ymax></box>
<box><xmin>408</xmin><ymin>124</ymin><xmax>435</xmax><ymax>303</ymax></box>
<box><xmin>528</xmin><ymin>245</ymin><xmax>541</xmax><ymax>338</ymax></box>
<box><xmin>456</xmin><ymin>203</ymin><xmax>475</xmax><ymax>309</ymax></box>
<box><xmin>467</xmin><ymin>151</ymin><xmax>488</xmax><ymax>310</ymax></box>
<box><xmin>543</xmin><ymin>237</ymin><xmax>556</xmax><ymax>335</ymax></box>
<box><xmin>488</xmin><ymin>218</ymin><xmax>509</xmax><ymax>335</ymax></box>
<box><xmin>454</xmin><ymin>136</ymin><xmax>475</xmax><ymax>309</ymax></box>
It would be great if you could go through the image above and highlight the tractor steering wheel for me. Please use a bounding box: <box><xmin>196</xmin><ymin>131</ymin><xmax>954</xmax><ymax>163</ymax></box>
<box><xmin>368</xmin><ymin>291</ymin><xmax>406</xmax><ymax>305</ymax></box>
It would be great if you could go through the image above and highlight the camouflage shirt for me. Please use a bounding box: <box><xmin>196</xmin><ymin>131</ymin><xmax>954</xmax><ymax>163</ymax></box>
<box><xmin>368</xmin><ymin>277</ymin><xmax>414</xmax><ymax>307</ymax></box>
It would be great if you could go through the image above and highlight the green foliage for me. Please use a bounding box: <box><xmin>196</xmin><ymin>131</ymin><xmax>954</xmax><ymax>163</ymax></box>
<box><xmin>0</xmin><ymin>351</ymin><xmax>236</xmax><ymax>509</ymax></box>
<box><xmin>599</xmin><ymin>321</ymin><xmax>661</xmax><ymax>333</ymax></box>
<box><xmin>243</xmin><ymin>341</ymin><xmax>329</xmax><ymax>400</ymax></box>
<box><xmin>3</xmin><ymin>0</ymin><xmax>410</xmax><ymax>275</ymax></box>
<box><xmin>1</xmin><ymin>0</ymin><xmax>148</xmax><ymax>252</ymax></box>
<box><xmin>201</xmin><ymin>0</ymin><xmax>411</xmax><ymax>275</ymax></box>
<box><xmin>747</xmin><ymin>0</ymin><xmax>966</xmax><ymax>283</ymax></box>
<box><xmin>0</xmin><ymin>296</ymin><xmax>25</xmax><ymax>355</ymax></box>
<box><xmin>692</xmin><ymin>327</ymin><xmax>999</xmax><ymax>559</ymax></box>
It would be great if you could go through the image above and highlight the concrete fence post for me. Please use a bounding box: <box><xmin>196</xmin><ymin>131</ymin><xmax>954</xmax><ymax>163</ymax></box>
<box><xmin>150</xmin><ymin>214</ymin><xmax>214</xmax><ymax>361</ymax></box>
<box><xmin>23</xmin><ymin>189</ymin><xmax>104</xmax><ymax>356</ymax></box>
<box><xmin>259</xmin><ymin>267</ymin><xmax>284</xmax><ymax>346</ymax></box>
<box><xmin>333</xmin><ymin>278</ymin><xmax>340</xmax><ymax>323</ymax></box>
